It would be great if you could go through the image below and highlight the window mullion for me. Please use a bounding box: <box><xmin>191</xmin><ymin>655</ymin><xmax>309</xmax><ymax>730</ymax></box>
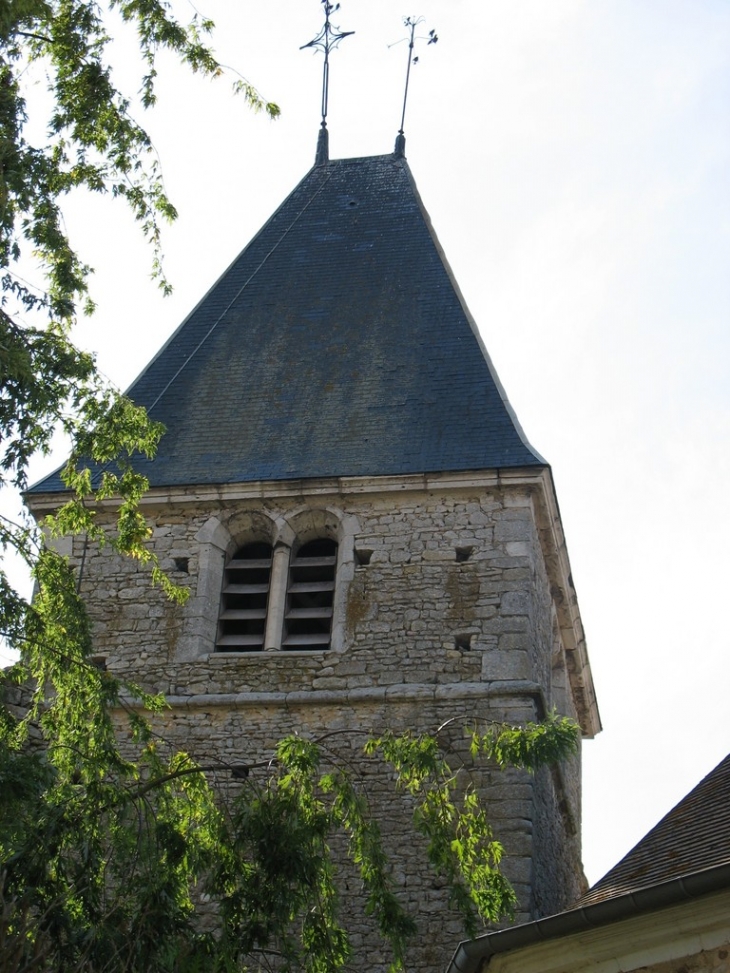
<box><xmin>264</xmin><ymin>542</ymin><xmax>291</xmax><ymax>651</ymax></box>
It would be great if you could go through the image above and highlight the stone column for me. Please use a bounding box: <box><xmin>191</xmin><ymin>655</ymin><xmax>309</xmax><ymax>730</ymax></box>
<box><xmin>264</xmin><ymin>542</ymin><xmax>290</xmax><ymax>651</ymax></box>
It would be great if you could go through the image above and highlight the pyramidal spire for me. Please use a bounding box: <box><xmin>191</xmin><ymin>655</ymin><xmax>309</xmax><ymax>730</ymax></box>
<box><xmin>29</xmin><ymin>152</ymin><xmax>544</xmax><ymax>495</ymax></box>
<box><xmin>301</xmin><ymin>1</ymin><xmax>354</xmax><ymax>165</ymax></box>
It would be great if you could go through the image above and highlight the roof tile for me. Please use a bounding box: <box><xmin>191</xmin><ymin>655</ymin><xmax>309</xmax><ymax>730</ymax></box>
<box><xmin>580</xmin><ymin>752</ymin><xmax>730</xmax><ymax>905</ymax></box>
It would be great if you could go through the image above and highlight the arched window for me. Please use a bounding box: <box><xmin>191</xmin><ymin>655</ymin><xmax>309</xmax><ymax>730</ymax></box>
<box><xmin>216</xmin><ymin>542</ymin><xmax>272</xmax><ymax>651</ymax></box>
<box><xmin>283</xmin><ymin>538</ymin><xmax>338</xmax><ymax>650</ymax></box>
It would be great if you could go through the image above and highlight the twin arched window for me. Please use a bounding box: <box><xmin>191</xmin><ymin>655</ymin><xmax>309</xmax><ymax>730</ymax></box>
<box><xmin>216</xmin><ymin>537</ymin><xmax>338</xmax><ymax>652</ymax></box>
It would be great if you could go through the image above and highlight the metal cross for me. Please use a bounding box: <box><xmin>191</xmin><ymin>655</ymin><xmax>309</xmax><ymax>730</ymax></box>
<box><xmin>301</xmin><ymin>1</ymin><xmax>354</xmax><ymax>129</ymax></box>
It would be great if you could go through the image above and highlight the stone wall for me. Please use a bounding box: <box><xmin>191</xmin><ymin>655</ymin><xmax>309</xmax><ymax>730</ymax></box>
<box><xmin>60</xmin><ymin>475</ymin><xmax>587</xmax><ymax>971</ymax></box>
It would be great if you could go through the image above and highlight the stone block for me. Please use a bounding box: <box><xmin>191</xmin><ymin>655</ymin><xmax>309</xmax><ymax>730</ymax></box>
<box><xmin>501</xmin><ymin>590</ymin><xmax>530</xmax><ymax>615</ymax></box>
<box><xmin>482</xmin><ymin>616</ymin><xmax>529</xmax><ymax>635</ymax></box>
<box><xmin>482</xmin><ymin>650</ymin><xmax>531</xmax><ymax>681</ymax></box>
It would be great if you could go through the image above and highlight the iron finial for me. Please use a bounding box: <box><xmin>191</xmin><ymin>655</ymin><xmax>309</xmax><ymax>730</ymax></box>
<box><xmin>390</xmin><ymin>16</ymin><xmax>438</xmax><ymax>153</ymax></box>
<box><xmin>302</xmin><ymin>0</ymin><xmax>354</xmax><ymax>162</ymax></box>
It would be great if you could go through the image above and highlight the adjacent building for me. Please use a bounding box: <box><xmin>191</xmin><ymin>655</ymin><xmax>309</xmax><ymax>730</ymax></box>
<box><xmin>448</xmin><ymin>752</ymin><xmax>730</xmax><ymax>973</ymax></box>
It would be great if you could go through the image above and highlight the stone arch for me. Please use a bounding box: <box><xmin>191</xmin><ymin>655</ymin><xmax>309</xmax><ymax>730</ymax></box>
<box><xmin>285</xmin><ymin>506</ymin><xmax>342</xmax><ymax>551</ymax></box>
<box><xmin>224</xmin><ymin>509</ymin><xmax>278</xmax><ymax>556</ymax></box>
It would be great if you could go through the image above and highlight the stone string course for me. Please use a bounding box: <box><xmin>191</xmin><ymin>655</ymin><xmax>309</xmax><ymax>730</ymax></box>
<box><xmin>72</xmin><ymin>483</ymin><xmax>584</xmax><ymax>972</ymax></box>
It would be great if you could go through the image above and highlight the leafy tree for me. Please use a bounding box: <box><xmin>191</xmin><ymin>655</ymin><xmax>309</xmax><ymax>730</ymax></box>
<box><xmin>1</xmin><ymin>646</ymin><xmax>579</xmax><ymax>973</ymax></box>
<box><xmin>0</xmin><ymin>0</ymin><xmax>277</xmax><ymax>579</ymax></box>
<box><xmin>0</xmin><ymin>4</ymin><xmax>581</xmax><ymax>971</ymax></box>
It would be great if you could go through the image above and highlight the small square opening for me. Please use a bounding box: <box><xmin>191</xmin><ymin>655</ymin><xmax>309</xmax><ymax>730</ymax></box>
<box><xmin>455</xmin><ymin>547</ymin><xmax>474</xmax><ymax>563</ymax></box>
<box><xmin>455</xmin><ymin>633</ymin><xmax>473</xmax><ymax>652</ymax></box>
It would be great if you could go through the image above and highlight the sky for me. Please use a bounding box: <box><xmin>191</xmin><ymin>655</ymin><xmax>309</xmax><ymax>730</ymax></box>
<box><xmin>3</xmin><ymin>0</ymin><xmax>729</xmax><ymax>889</ymax></box>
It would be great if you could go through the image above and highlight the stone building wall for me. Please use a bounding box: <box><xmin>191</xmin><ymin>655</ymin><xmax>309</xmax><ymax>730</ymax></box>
<box><xmin>56</xmin><ymin>474</ymin><xmax>587</xmax><ymax>971</ymax></box>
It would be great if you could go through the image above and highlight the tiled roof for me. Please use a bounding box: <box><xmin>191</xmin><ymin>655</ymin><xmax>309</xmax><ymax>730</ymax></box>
<box><xmin>580</xmin><ymin>752</ymin><xmax>730</xmax><ymax>906</ymax></box>
<box><xmin>30</xmin><ymin>152</ymin><xmax>544</xmax><ymax>494</ymax></box>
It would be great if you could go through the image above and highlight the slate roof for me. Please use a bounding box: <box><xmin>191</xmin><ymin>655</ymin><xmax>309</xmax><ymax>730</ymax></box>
<box><xmin>579</xmin><ymin>752</ymin><xmax>730</xmax><ymax>906</ymax></box>
<box><xmin>31</xmin><ymin>151</ymin><xmax>544</xmax><ymax>493</ymax></box>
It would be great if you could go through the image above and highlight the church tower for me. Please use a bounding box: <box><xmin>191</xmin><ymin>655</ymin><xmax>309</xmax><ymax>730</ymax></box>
<box><xmin>28</xmin><ymin>139</ymin><xmax>600</xmax><ymax>971</ymax></box>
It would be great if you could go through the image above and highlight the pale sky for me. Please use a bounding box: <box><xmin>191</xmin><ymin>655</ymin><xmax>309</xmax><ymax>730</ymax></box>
<box><xmin>4</xmin><ymin>1</ymin><xmax>729</xmax><ymax>889</ymax></box>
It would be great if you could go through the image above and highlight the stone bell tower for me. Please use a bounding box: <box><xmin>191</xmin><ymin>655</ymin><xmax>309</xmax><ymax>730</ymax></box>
<box><xmin>28</xmin><ymin>138</ymin><xmax>600</xmax><ymax>971</ymax></box>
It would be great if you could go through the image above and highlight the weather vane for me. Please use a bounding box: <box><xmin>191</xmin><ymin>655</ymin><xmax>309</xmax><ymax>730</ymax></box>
<box><xmin>390</xmin><ymin>16</ymin><xmax>438</xmax><ymax>155</ymax></box>
<box><xmin>302</xmin><ymin>1</ymin><xmax>354</xmax><ymax>162</ymax></box>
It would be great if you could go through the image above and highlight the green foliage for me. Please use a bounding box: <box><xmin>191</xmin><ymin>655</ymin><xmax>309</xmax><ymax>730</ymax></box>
<box><xmin>365</xmin><ymin>715</ymin><xmax>579</xmax><ymax>938</ymax></box>
<box><xmin>471</xmin><ymin>711</ymin><xmax>580</xmax><ymax>772</ymax></box>
<box><xmin>0</xmin><ymin>0</ymin><xmax>280</xmax><ymax>618</ymax></box>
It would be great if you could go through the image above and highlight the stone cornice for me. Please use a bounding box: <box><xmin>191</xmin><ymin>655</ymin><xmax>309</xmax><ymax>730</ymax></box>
<box><xmin>26</xmin><ymin>467</ymin><xmax>546</xmax><ymax>511</ymax></box>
